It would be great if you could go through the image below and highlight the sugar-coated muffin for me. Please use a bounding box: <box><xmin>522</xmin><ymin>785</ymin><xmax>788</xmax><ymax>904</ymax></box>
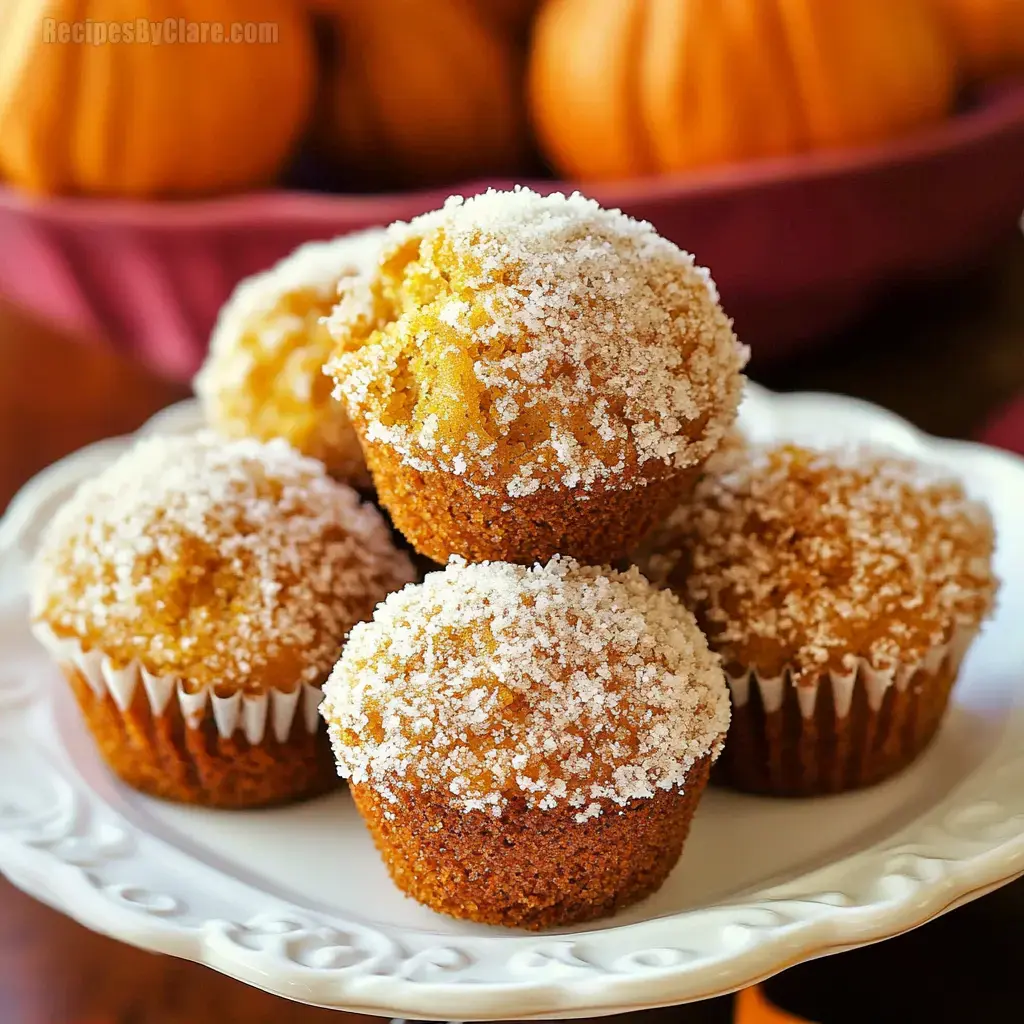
<box><xmin>195</xmin><ymin>230</ymin><xmax>385</xmax><ymax>489</ymax></box>
<box><xmin>324</xmin><ymin>187</ymin><xmax>748</xmax><ymax>565</ymax></box>
<box><xmin>321</xmin><ymin>556</ymin><xmax>730</xmax><ymax>929</ymax></box>
<box><xmin>639</xmin><ymin>442</ymin><xmax>998</xmax><ymax>796</ymax></box>
<box><xmin>31</xmin><ymin>432</ymin><xmax>415</xmax><ymax>808</ymax></box>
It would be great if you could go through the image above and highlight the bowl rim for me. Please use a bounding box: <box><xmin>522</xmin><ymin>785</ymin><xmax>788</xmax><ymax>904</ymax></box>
<box><xmin>1</xmin><ymin>79</ymin><xmax>1022</xmax><ymax>229</ymax></box>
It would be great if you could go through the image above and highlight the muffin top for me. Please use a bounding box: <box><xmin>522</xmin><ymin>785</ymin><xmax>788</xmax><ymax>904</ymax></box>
<box><xmin>640</xmin><ymin>443</ymin><xmax>998</xmax><ymax>684</ymax></box>
<box><xmin>194</xmin><ymin>229</ymin><xmax>385</xmax><ymax>487</ymax></box>
<box><xmin>321</xmin><ymin>556</ymin><xmax>730</xmax><ymax>818</ymax></box>
<box><xmin>324</xmin><ymin>187</ymin><xmax>747</xmax><ymax>498</ymax></box>
<box><xmin>31</xmin><ymin>432</ymin><xmax>415</xmax><ymax>693</ymax></box>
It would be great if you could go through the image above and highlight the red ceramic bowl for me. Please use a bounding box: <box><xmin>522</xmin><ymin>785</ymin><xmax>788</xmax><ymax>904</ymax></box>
<box><xmin>2</xmin><ymin>80</ymin><xmax>1024</xmax><ymax>382</ymax></box>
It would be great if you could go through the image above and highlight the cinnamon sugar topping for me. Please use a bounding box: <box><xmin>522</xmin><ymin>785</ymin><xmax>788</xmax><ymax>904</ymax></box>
<box><xmin>324</xmin><ymin>187</ymin><xmax>747</xmax><ymax>497</ymax></box>
<box><xmin>31</xmin><ymin>433</ymin><xmax>415</xmax><ymax>693</ymax></box>
<box><xmin>641</xmin><ymin>443</ymin><xmax>998</xmax><ymax>684</ymax></box>
<box><xmin>321</xmin><ymin>556</ymin><xmax>730</xmax><ymax>818</ymax></box>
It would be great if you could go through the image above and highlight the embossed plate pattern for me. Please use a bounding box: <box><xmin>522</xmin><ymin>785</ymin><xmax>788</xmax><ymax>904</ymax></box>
<box><xmin>2</xmin><ymin>384</ymin><xmax>1023</xmax><ymax>1020</ymax></box>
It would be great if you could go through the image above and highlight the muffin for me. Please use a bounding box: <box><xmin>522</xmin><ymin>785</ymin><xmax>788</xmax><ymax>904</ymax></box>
<box><xmin>30</xmin><ymin>432</ymin><xmax>415</xmax><ymax>808</ymax></box>
<box><xmin>639</xmin><ymin>442</ymin><xmax>998</xmax><ymax>796</ymax></box>
<box><xmin>195</xmin><ymin>229</ymin><xmax>385</xmax><ymax>489</ymax></box>
<box><xmin>321</xmin><ymin>556</ymin><xmax>730</xmax><ymax>928</ymax></box>
<box><xmin>324</xmin><ymin>187</ymin><xmax>748</xmax><ymax>565</ymax></box>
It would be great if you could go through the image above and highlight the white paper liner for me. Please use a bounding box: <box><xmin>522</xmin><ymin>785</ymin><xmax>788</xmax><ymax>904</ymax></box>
<box><xmin>31</xmin><ymin>623</ymin><xmax>322</xmax><ymax>744</ymax></box>
<box><xmin>725</xmin><ymin>625</ymin><xmax>978</xmax><ymax>719</ymax></box>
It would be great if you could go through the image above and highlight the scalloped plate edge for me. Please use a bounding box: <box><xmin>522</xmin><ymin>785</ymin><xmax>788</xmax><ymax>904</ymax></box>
<box><xmin>3</xmin><ymin>384</ymin><xmax>1024</xmax><ymax>1020</ymax></box>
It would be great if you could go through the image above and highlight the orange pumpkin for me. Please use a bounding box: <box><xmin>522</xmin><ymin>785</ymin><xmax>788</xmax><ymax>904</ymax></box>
<box><xmin>735</xmin><ymin>987</ymin><xmax>813</xmax><ymax>1024</ymax></box>
<box><xmin>0</xmin><ymin>0</ymin><xmax>315</xmax><ymax>197</ymax></box>
<box><xmin>936</xmin><ymin>0</ymin><xmax>1024</xmax><ymax>78</ymax></box>
<box><xmin>316</xmin><ymin>0</ymin><xmax>528</xmax><ymax>186</ymax></box>
<box><xmin>529</xmin><ymin>0</ymin><xmax>958</xmax><ymax>180</ymax></box>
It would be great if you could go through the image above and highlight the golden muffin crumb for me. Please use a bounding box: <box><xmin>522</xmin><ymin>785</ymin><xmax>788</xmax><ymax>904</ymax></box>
<box><xmin>31</xmin><ymin>432</ymin><xmax>415</xmax><ymax>694</ymax></box>
<box><xmin>324</xmin><ymin>187</ymin><xmax>748</xmax><ymax>499</ymax></box>
<box><xmin>321</xmin><ymin>556</ymin><xmax>730</xmax><ymax>817</ymax></box>
<box><xmin>195</xmin><ymin>230</ymin><xmax>384</xmax><ymax>487</ymax></box>
<box><xmin>641</xmin><ymin>442</ymin><xmax>998</xmax><ymax>684</ymax></box>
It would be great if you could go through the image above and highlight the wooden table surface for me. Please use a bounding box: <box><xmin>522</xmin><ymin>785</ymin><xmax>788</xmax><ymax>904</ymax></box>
<box><xmin>2</xmin><ymin>236</ymin><xmax>1024</xmax><ymax>1024</ymax></box>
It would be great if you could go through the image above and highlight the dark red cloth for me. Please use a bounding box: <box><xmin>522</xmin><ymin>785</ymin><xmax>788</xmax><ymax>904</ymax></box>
<box><xmin>981</xmin><ymin>395</ymin><xmax>1024</xmax><ymax>455</ymax></box>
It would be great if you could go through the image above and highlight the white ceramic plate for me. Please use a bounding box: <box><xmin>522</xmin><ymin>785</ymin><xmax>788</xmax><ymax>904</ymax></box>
<box><xmin>2</xmin><ymin>384</ymin><xmax>1023</xmax><ymax>1021</ymax></box>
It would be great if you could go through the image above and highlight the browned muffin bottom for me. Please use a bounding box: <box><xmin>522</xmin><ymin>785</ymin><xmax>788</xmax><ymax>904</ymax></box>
<box><xmin>361</xmin><ymin>434</ymin><xmax>703</xmax><ymax>564</ymax></box>
<box><xmin>351</xmin><ymin>755</ymin><xmax>713</xmax><ymax>930</ymax></box>
<box><xmin>716</xmin><ymin>658</ymin><xmax>959</xmax><ymax>797</ymax></box>
<box><xmin>66</xmin><ymin>669</ymin><xmax>336</xmax><ymax>808</ymax></box>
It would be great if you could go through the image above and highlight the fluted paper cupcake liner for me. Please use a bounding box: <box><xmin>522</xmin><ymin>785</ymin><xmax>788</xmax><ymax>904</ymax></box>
<box><xmin>725</xmin><ymin>625</ymin><xmax>977</xmax><ymax>718</ymax></box>
<box><xmin>32</xmin><ymin>623</ymin><xmax>334</xmax><ymax>808</ymax></box>
<box><xmin>32</xmin><ymin>623</ymin><xmax>322</xmax><ymax>742</ymax></box>
<box><xmin>717</xmin><ymin>625</ymin><xmax>978</xmax><ymax>796</ymax></box>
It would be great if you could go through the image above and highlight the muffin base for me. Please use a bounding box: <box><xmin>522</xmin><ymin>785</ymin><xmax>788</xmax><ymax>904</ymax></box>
<box><xmin>717</xmin><ymin>659</ymin><xmax>961</xmax><ymax>797</ymax></box>
<box><xmin>359</xmin><ymin>438</ymin><xmax>703</xmax><ymax>565</ymax></box>
<box><xmin>350</xmin><ymin>754</ymin><xmax>713</xmax><ymax>929</ymax></box>
<box><xmin>65</xmin><ymin>668</ymin><xmax>337</xmax><ymax>809</ymax></box>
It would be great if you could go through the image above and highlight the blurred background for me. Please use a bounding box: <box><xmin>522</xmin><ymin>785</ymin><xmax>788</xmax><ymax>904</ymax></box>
<box><xmin>1</xmin><ymin>1</ymin><xmax>1024</xmax><ymax>1023</ymax></box>
<box><xmin>1</xmin><ymin>0</ymin><xmax>1023</xmax><ymax>378</ymax></box>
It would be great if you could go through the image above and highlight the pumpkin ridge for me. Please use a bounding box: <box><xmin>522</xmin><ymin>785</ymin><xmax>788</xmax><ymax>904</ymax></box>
<box><xmin>447</xmin><ymin>1</ymin><xmax>525</xmax><ymax>163</ymax></box>
<box><xmin>208</xmin><ymin>12</ymin><xmax>283</xmax><ymax>193</ymax></box>
<box><xmin>64</xmin><ymin>0</ymin><xmax>91</xmax><ymax>194</ymax></box>
<box><xmin>112</xmin><ymin>0</ymin><xmax>152</xmax><ymax>194</ymax></box>
<box><xmin>775</xmin><ymin>0</ymin><xmax>834</xmax><ymax>150</ymax></box>
<box><xmin>107</xmin><ymin>0</ymin><xmax>133</xmax><ymax>192</ymax></box>
<box><xmin>751</xmin><ymin>0</ymin><xmax>810</xmax><ymax>156</ymax></box>
<box><xmin>372</xmin><ymin>13</ymin><xmax>459</xmax><ymax>173</ymax></box>
<box><xmin>634</xmin><ymin>0</ymin><xmax>675</xmax><ymax>174</ymax></box>
<box><xmin>621</xmin><ymin>0</ymin><xmax>659</xmax><ymax>176</ymax></box>
<box><xmin>420</xmin><ymin>4</ymin><xmax>489</xmax><ymax>159</ymax></box>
